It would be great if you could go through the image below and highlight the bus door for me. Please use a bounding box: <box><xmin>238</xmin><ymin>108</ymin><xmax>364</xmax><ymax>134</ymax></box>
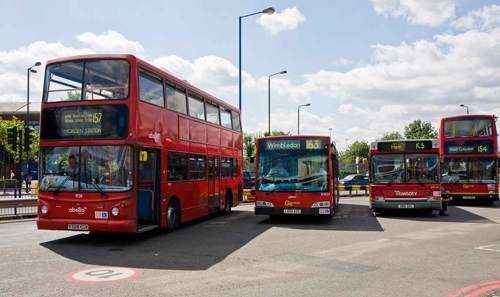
<box><xmin>137</xmin><ymin>148</ymin><xmax>160</xmax><ymax>227</ymax></box>
<box><xmin>208</xmin><ymin>156</ymin><xmax>221</xmax><ymax>212</ymax></box>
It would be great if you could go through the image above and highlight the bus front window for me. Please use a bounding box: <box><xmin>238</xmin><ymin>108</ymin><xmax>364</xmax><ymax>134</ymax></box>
<box><xmin>39</xmin><ymin>145</ymin><xmax>133</xmax><ymax>192</ymax></box>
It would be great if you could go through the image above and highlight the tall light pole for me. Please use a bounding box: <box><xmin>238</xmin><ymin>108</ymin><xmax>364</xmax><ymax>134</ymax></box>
<box><xmin>268</xmin><ymin>70</ymin><xmax>287</xmax><ymax>135</ymax></box>
<box><xmin>27</xmin><ymin>62</ymin><xmax>41</xmax><ymax>182</ymax></box>
<box><xmin>460</xmin><ymin>104</ymin><xmax>469</xmax><ymax>114</ymax></box>
<box><xmin>239</xmin><ymin>7</ymin><xmax>275</xmax><ymax>112</ymax></box>
<box><xmin>346</xmin><ymin>139</ymin><xmax>348</xmax><ymax>151</ymax></box>
<box><xmin>297</xmin><ymin>103</ymin><xmax>310</xmax><ymax>135</ymax></box>
<box><xmin>329</xmin><ymin>128</ymin><xmax>332</xmax><ymax>138</ymax></box>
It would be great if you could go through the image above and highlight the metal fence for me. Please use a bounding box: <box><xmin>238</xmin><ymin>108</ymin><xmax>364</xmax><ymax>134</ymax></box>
<box><xmin>0</xmin><ymin>185</ymin><xmax>38</xmax><ymax>220</ymax></box>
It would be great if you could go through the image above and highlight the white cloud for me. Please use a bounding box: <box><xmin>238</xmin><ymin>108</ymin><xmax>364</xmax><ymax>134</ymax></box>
<box><xmin>77</xmin><ymin>30</ymin><xmax>145</xmax><ymax>58</ymax></box>
<box><xmin>257</xmin><ymin>7</ymin><xmax>306</xmax><ymax>35</ymax></box>
<box><xmin>371</xmin><ymin>0</ymin><xmax>456</xmax><ymax>27</ymax></box>
<box><xmin>451</xmin><ymin>5</ymin><xmax>500</xmax><ymax>31</ymax></box>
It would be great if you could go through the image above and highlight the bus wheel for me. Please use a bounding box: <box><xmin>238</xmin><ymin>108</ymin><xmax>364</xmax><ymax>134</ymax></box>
<box><xmin>223</xmin><ymin>193</ymin><xmax>232</xmax><ymax>215</ymax></box>
<box><xmin>166</xmin><ymin>198</ymin><xmax>179</xmax><ymax>233</ymax></box>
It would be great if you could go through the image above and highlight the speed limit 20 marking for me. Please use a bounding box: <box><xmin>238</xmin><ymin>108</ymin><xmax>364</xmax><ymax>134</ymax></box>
<box><xmin>65</xmin><ymin>267</ymin><xmax>142</xmax><ymax>283</ymax></box>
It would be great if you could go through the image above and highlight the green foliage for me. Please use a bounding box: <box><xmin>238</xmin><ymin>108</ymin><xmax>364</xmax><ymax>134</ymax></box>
<box><xmin>404</xmin><ymin>119</ymin><xmax>438</xmax><ymax>139</ymax></box>
<box><xmin>0</xmin><ymin>116</ymin><xmax>39</xmax><ymax>163</ymax></box>
<box><xmin>377</xmin><ymin>131</ymin><xmax>404</xmax><ymax>141</ymax></box>
<box><xmin>339</xmin><ymin>140</ymin><xmax>369</xmax><ymax>163</ymax></box>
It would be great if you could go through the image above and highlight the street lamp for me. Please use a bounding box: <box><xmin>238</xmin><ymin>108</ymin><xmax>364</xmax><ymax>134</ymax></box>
<box><xmin>346</xmin><ymin>138</ymin><xmax>348</xmax><ymax>150</ymax></box>
<box><xmin>27</xmin><ymin>62</ymin><xmax>41</xmax><ymax>131</ymax></box>
<box><xmin>239</xmin><ymin>7</ymin><xmax>275</xmax><ymax>112</ymax></box>
<box><xmin>297</xmin><ymin>103</ymin><xmax>310</xmax><ymax>135</ymax></box>
<box><xmin>460</xmin><ymin>104</ymin><xmax>469</xmax><ymax>114</ymax></box>
<box><xmin>268</xmin><ymin>70</ymin><xmax>287</xmax><ymax>135</ymax></box>
<box><xmin>329</xmin><ymin>128</ymin><xmax>332</xmax><ymax>138</ymax></box>
<box><xmin>26</xmin><ymin>61</ymin><xmax>41</xmax><ymax>186</ymax></box>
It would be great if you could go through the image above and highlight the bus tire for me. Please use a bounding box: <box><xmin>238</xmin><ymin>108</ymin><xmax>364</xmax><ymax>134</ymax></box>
<box><xmin>166</xmin><ymin>198</ymin><xmax>180</xmax><ymax>233</ymax></box>
<box><xmin>223</xmin><ymin>192</ymin><xmax>232</xmax><ymax>215</ymax></box>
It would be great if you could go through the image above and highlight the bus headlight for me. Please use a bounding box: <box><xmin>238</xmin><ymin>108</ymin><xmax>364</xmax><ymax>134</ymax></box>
<box><xmin>256</xmin><ymin>201</ymin><xmax>274</xmax><ymax>207</ymax></box>
<box><xmin>111</xmin><ymin>207</ymin><xmax>120</xmax><ymax>216</ymax></box>
<box><xmin>311</xmin><ymin>201</ymin><xmax>331</xmax><ymax>208</ymax></box>
<box><xmin>427</xmin><ymin>196</ymin><xmax>439</xmax><ymax>201</ymax></box>
<box><xmin>374</xmin><ymin>196</ymin><xmax>385</xmax><ymax>202</ymax></box>
<box><xmin>40</xmin><ymin>205</ymin><xmax>49</xmax><ymax>214</ymax></box>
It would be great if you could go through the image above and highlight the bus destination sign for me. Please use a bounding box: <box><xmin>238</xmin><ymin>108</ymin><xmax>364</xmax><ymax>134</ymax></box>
<box><xmin>263</xmin><ymin>138</ymin><xmax>326</xmax><ymax>151</ymax></box>
<box><xmin>378</xmin><ymin>140</ymin><xmax>433</xmax><ymax>152</ymax></box>
<box><xmin>444</xmin><ymin>140</ymin><xmax>494</xmax><ymax>155</ymax></box>
<box><xmin>61</xmin><ymin>109</ymin><xmax>103</xmax><ymax>136</ymax></box>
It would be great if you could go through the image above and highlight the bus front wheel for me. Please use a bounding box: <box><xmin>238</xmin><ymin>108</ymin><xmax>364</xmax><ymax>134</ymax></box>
<box><xmin>166</xmin><ymin>198</ymin><xmax>179</xmax><ymax>233</ymax></box>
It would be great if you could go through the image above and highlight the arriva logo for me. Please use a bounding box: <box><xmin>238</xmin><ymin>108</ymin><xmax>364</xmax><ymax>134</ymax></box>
<box><xmin>394</xmin><ymin>191</ymin><xmax>417</xmax><ymax>196</ymax></box>
<box><xmin>462</xmin><ymin>184</ymin><xmax>473</xmax><ymax>189</ymax></box>
<box><xmin>69</xmin><ymin>207</ymin><xmax>87</xmax><ymax>214</ymax></box>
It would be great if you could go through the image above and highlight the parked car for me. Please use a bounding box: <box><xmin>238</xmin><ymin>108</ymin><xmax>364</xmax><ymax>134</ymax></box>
<box><xmin>243</xmin><ymin>170</ymin><xmax>255</xmax><ymax>189</ymax></box>
<box><xmin>339</xmin><ymin>174</ymin><xmax>369</xmax><ymax>186</ymax></box>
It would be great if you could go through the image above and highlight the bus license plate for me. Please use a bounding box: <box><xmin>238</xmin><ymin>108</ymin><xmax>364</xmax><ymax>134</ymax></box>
<box><xmin>398</xmin><ymin>204</ymin><xmax>414</xmax><ymax>209</ymax></box>
<box><xmin>283</xmin><ymin>209</ymin><xmax>301</xmax><ymax>214</ymax></box>
<box><xmin>68</xmin><ymin>224</ymin><xmax>89</xmax><ymax>230</ymax></box>
<box><xmin>462</xmin><ymin>196</ymin><xmax>476</xmax><ymax>199</ymax></box>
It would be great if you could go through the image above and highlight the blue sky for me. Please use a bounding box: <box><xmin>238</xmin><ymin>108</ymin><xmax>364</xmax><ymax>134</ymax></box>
<box><xmin>1</xmin><ymin>0</ymin><xmax>500</xmax><ymax>151</ymax></box>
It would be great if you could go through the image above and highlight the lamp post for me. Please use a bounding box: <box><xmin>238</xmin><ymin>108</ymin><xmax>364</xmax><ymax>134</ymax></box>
<box><xmin>239</xmin><ymin>7</ymin><xmax>275</xmax><ymax>112</ymax></box>
<box><xmin>26</xmin><ymin>61</ymin><xmax>41</xmax><ymax>187</ymax></box>
<box><xmin>268</xmin><ymin>70</ymin><xmax>287</xmax><ymax>135</ymax></box>
<box><xmin>460</xmin><ymin>104</ymin><xmax>469</xmax><ymax>114</ymax></box>
<box><xmin>329</xmin><ymin>128</ymin><xmax>332</xmax><ymax>138</ymax></box>
<box><xmin>346</xmin><ymin>138</ymin><xmax>348</xmax><ymax>151</ymax></box>
<box><xmin>297</xmin><ymin>103</ymin><xmax>310</xmax><ymax>135</ymax></box>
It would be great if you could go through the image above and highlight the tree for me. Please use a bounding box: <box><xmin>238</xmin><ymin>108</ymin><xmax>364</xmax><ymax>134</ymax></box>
<box><xmin>339</xmin><ymin>140</ymin><xmax>370</xmax><ymax>163</ymax></box>
<box><xmin>377</xmin><ymin>131</ymin><xmax>404</xmax><ymax>141</ymax></box>
<box><xmin>404</xmin><ymin>120</ymin><xmax>438</xmax><ymax>139</ymax></box>
<box><xmin>0</xmin><ymin>116</ymin><xmax>39</xmax><ymax>164</ymax></box>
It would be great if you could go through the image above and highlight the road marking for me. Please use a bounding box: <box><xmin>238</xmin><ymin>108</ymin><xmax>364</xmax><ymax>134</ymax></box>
<box><xmin>446</xmin><ymin>279</ymin><xmax>500</xmax><ymax>297</ymax></box>
<box><xmin>65</xmin><ymin>267</ymin><xmax>142</xmax><ymax>283</ymax></box>
<box><xmin>475</xmin><ymin>244</ymin><xmax>500</xmax><ymax>252</ymax></box>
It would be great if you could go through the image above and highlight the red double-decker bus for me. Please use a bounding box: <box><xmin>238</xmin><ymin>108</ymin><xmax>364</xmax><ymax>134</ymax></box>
<box><xmin>369</xmin><ymin>140</ymin><xmax>442</xmax><ymax>214</ymax></box>
<box><xmin>37</xmin><ymin>54</ymin><xmax>244</xmax><ymax>233</ymax></box>
<box><xmin>253</xmin><ymin>135</ymin><xmax>340</xmax><ymax>218</ymax></box>
<box><xmin>439</xmin><ymin>114</ymin><xmax>499</xmax><ymax>205</ymax></box>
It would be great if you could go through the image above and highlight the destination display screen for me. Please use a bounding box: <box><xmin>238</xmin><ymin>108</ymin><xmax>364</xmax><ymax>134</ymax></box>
<box><xmin>377</xmin><ymin>140</ymin><xmax>433</xmax><ymax>152</ymax></box>
<box><xmin>41</xmin><ymin>105</ymin><xmax>128</xmax><ymax>140</ymax></box>
<box><xmin>61</xmin><ymin>109</ymin><xmax>103</xmax><ymax>136</ymax></box>
<box><xmin>443</xmin><ymin>140</ymin><xmax>494</xmax><ymax>155</ymax></box>
<box><xmin>260</xmin><ymin>138</ymin><xmax>328</xmax><ymax>151</ymax></box>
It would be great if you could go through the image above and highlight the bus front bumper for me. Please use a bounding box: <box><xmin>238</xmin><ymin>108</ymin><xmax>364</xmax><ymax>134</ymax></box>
<box><xmin>442</xmin><ymin>194</ymin><xmax>499</xmax><ymax>203</ymax></box>
<box><xmin>254</xmin><ymin>207</ymin><xmax>333</xmax><ymax>216</ymax></box>
<box><xmin>370</xmin><ymin>201</ymin><xmax>442</xmax><ymax>211</ymax></box>
<box><xmin>37</xmin><ymin>218</ymin><xmax>138</xmax><ymax>233</ymax></box>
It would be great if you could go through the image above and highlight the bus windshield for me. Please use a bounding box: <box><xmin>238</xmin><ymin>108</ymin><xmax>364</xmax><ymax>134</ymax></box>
<box><xmin>257</xmin><ymin>149</ymin><xmax>328</xmax><ymax>192</ymax></box>
<box><xmin>442</xmin><ymin>157</ymin><xmax>497</xmax><ymax>184</ymax></box>
<box><xmin>39</xmin><ymin>145</ymin><xmax>133</xmax><ymax>193</ymax></box>
<box><xmin>371</xmin><ymin>153</ymin><xmax>439</xmax><ymax>184</ymax></box>
<box><xmin>44</xmin><ymin>59</ymin><xmax>130</xmax><ymax>102</ymax></box>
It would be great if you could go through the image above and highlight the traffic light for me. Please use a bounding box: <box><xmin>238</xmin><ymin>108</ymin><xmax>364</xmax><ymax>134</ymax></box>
<box><xmin>24</xmin><ymin>127</ymin><xmax>34</xmax><ymax>151</ymax></box>
<box><xmin>7</xmin><ymin>127</ymin><xmax>17</xmax><ymax>151</ymax></box>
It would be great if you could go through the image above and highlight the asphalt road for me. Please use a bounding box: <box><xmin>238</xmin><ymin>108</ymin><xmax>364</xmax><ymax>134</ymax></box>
<box><xmin>1</xmin><ymin>197</ymin><xmax>499</xmax><ymax>297</ymax></box>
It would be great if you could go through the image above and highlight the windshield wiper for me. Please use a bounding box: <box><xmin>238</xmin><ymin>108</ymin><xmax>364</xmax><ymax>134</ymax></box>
<box><xmin>85</xmin><ymin>173</ymin><xmax>108</xmax><ymax>197</ymax></box>
<box><xmin>415</xmin><ymin>177</ymin><xmax>424</xmax><ymax>186</ymax></box>
<box><xmin>53</xmin><ymin>174</ymin><xmax>73</xmax><ymax>196</ymax></box>
<box><xmin>387</xmin><ymin>170</ymin><xmax>403</xmax><ymax>186</ymax></box>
